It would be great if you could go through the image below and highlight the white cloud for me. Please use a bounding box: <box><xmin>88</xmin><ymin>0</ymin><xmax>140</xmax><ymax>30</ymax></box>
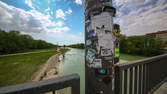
<box><xmin>0</xmin><ymin>1</ymin><xmax>68</xmax><ymax>33</ymax></box>
<box><xmin>0</xmin><ymin>1</ymin><xmax>83</xmax><ymax>44</ymax></box>
<box><xmin>55</xmin><ymin>21</ymin><xmax>64</xmax><ymax>27</ymax></box>
<box><xmin>56</xmin><ymin>9</ymin><xmax>66</xmax><ymax>19</ymax></box>
<box><xmin>25</xmin><ymin>0</ymin><xmax>34</xmax><ymax>9</ymax></box>
<box><xmin>0</xmin><ymin>2</ymin><xmax>42</xmax><ymax>33</ymax></box>
<box><xmin>45</xmin><ymin>7</ymin><xmax>51</xmax><ymax>13</ymax></box>
<box><xmin>113</xmin><ymin>0</ymin><xmax>167</xmax><ymax>36</ymax></box>
<box><xmin>75</xmin><ymin>0</ymin><xmax>82</xmax><ymax>5</ymax></box>
<box><xmin>47</xmin><ymin>26</ymin><xmax>70</xmax><ymax>33</ymax></box>
<box><xmin>45</xmin><ymin>30</ymin><xmax>84</xmax><ymax>45</ymax></box>
<box><xmin>56</xmin><ymin>8</ymin><xmax>72</xmax><ymax>20</ymax></box>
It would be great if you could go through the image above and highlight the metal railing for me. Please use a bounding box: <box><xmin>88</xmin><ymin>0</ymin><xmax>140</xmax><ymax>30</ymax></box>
<box><xmin>0</xmin><ymin>74</ymin><xmax>80</xmax><ymax>94</ymax></box>
<box><xmin>115</xmin><ymin>54</ymin><xmax>167</xmax><ymax>94</ymax></box>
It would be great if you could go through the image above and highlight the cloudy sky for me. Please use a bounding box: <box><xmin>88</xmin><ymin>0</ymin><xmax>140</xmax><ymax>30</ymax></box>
<box><xmin>0</xmin><ymin>0</ymin><xmax>167</xmax><ymax>44</ymax></box>
<box><xmin>113</xmin><ymin>0</ymin><xmax>167</xmax><ymax>36</ymax></box>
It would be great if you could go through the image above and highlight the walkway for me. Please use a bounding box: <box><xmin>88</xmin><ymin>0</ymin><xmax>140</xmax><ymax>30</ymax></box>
<box><xmin>0</xmin><ymin>50</ymin><xmax>52</xmax><ymax>57</ymax></box>
<box><xmin>154</xmin><ymin>82</ymin><xmax>167</xmax><ymax>94</ymax></box>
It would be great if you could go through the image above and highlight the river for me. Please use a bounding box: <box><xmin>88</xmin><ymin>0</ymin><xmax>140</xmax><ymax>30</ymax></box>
<box><xmin>59</xmin><ymin>48</ymin><xmax>85</xmax><ymax>94</ymax></box>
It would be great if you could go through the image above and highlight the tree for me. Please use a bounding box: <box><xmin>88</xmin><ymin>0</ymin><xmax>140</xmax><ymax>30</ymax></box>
<box><xmin>120</xmin><ymin>35</ymin><xmax>164</xmax><ymax>56</ymax></box>
<box><xmin>67</xmin><ymin>43</ymin><xmax>85</xmax><ymax>49</ymax></box>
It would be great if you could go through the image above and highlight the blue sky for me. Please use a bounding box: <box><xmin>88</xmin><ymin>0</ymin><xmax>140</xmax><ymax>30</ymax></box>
<box><xmin>0</xmin><ymin>0</ymin><xmax>84</xmax><ymax>45</ymax></box>
<box><xmin>0</xmin><ymin>0</ymin><xmax>167</xmax><ymax>44</ymax></box>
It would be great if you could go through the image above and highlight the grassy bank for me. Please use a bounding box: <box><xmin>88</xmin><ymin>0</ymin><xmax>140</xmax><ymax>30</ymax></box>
<box><xmin>120</xmin><ymin>53</ymin><xmax>148</xmax><ymax>61</ymax></box>
<box><xmin>0</xmin><ymin>49</ymin><xmax>58</xmax><ymax>87</ymax></box>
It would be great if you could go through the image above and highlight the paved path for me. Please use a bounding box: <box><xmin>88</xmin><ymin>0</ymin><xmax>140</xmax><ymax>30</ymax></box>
<box><xmin>154</xmin><ymin>82</ymin><xmax>167</xmax><ymax>94</ymax></box>
<box><xmin>118</xmin><ymin>59</ymin><xmax>128</xmax><ymax>64</ymax></box>
<box><xmin>0</xmin><ymin>50</ymin><xmax>52</xmax><ymax>57</ymax></box>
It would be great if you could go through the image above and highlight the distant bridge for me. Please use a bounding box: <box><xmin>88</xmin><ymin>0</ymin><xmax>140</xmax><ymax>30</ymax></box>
<box><xmin>0</xmin><ymin>54</ymin><xmax>167</xmax><ymax>94</ymax></box>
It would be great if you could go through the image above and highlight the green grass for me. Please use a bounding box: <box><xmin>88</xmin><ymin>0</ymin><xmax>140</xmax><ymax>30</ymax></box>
<box><xmin>120</xmin><ymin>53</ymin><xmax>148</xmax><ymax>61</ymax></box>
<box><xmin>0</xmin><ymin>49</ymin><xmax>57</xmax><ymax>87</ymax></box>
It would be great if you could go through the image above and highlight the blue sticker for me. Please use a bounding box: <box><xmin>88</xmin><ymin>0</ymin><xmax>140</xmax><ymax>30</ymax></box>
<box><xmin>95</xmin><ymin>69</ymin><xmax>108</xmax><ymax>75</ymax></box>
<box><xmin>88</xmin><ymin>30</ymin><xmax>95</xmax><ymax>36</ymax></box>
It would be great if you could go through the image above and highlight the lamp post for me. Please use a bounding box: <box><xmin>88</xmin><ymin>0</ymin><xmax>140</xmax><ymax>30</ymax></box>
<box><xmin>85</xmin><ymin>0</ymin><xmax>120</xmax><ymax>94</ymax></box>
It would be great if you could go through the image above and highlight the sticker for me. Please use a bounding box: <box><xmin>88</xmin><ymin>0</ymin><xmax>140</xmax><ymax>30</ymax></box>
<box><xmin>113</xmin><ymin>29</ymin><xmax>121</xmax><ymax>37</ymax></box>
<box><xmin>86</xmin><ymin>40</ymin><xmax>92</xmax><ymax>45</ymax></box>
<box><xmin>101</xmin><ymin>48</ymin><xmax>112</xmax><ymax>56</ymax></box>
<box><xmin>92</xmin><ymin>59</ymin><xmax>102</xmax><ymax>68</ymax></box>
<box><xmin>97</xmin><ymin>32</ymin><xmax>116</xmax><ymax>51</ymax></box>
<box><xmin>86</xmin><ymin>55</ymin><xmax>94</xmax><ymax>63</ymax></box>
<box><xmin>86</xmin><ymin>49</ymin><xmax>96</xmax><ymax>63</ymax></box>
<box><xmin>92</xmin><ymin>36</ymin><xmax>98</xmax><ymax>41</ymax></box>
<box><xmin>95</xmin><ymin>69</ymin><xmax>108</xmax><ymax>75</ymax></box>
<box><xmin>114</xmin><ymin>48</ymin><xmax>119</xmax><ymax>57</ymax></box>
<box><xmin>113</xmin><ymin>24</ymin><xmax>121</xmax><ymax>37</ymax></box>
<box><xmin>87</xmin><ymin>30</ymin><xmax>95</xmax><ymax>36</ymax></box>
<box><xmin>105</xmin><ymin>30</ymin><xmax>111</xmax><ymax>33</ymax></box>
<box><xmin>91</xmin><ymin>12</ymin><xmax>113</xmax><ymax>31</ymax></box>
<box><xmin>103</xmin><ymin>57</ymin><xmax>113</xmax><ymax>61</ymax></box>
<box><xmin>114</xmin><ymin>40</ymin><xmax>119</xmax><ymax>48</ymax></box>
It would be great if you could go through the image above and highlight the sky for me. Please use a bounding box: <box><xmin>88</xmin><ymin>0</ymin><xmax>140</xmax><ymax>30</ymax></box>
<box><xmin>0</xmin><ymin>0</ymin><xmax>167</xmax><ymax>45</ymax></box>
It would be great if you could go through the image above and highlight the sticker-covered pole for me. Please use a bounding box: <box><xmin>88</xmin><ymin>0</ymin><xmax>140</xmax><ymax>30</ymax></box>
<box><xmin>85</xmin><ymin>0</ymin><xmax>120</xmax><ymax>94</ymax></box>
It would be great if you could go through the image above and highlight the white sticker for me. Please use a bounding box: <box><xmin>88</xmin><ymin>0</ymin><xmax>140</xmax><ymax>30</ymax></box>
<box><xmin>86</xmin><ymin>40</ymin><xmax>92</xmax><ymax>45</ymax></box>
<box><xmin>96</xmin><ymin>32</ymin><xmax>116</xmax><ymax>52</ymax></box>
<box><xmin>92</xmin><ymin>59</ymin><xmax>102</xmax><ymax>68</ymax></box>
<box><xmin>86</xmin><ymin>49</ymin><xmax>96</xmax><ymax>64</ymax></box>
<box><xmin>91</xmin><ymin>12</ymin><xmax>113</xmax><ymax>31</ymax></box>
<box><xmin>101</xmin><ymin>48</ymin><xmax>112</xmax><ymax>56</ymax></box>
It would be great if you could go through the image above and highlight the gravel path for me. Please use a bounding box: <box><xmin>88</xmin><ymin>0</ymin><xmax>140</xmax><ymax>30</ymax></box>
<box><xmin>0</xmin><ymin>50</ymin><xmax>52</xmax><ymax>57</ymax></box>
<box><xmin>33</xmin><ymin>53</ymin><xmax>63</xmax><ymax>81</ymax></box>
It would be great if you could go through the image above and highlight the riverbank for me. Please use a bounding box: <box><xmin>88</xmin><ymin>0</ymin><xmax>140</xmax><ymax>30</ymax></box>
<box><xmin>0</xmin><ymin>48</ymin><xmax>69</xmax><ymax>87</ymax></box>
<box><xmin>33</xmin><ymin>48</ymin><xmax>69</xmax><ymax>81</ymax></box>
<box><xmin>32</xmin><ymin>54</ymin><xmax>61</xmax><ymax>81</ymax></box>
<box><xmin>0</xmin><ymin>49</ymin><xmax>57</xmax><ymax>87</ymax></box>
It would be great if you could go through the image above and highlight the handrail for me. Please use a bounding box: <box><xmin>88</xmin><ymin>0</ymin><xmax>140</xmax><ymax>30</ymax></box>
<box><xmin>0</xmin><ymin>74</ymin><xmax>80</xmax><ymax>94</ymax></box>
<box><xmin>115</xmin><ymin>54</ymin><xmax>167</xmax><ymax>94</ymax></box>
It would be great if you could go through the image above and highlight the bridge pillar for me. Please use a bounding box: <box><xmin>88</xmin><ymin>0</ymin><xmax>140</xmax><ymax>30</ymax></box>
<box><xmin>85</xmin><ymin>0</ymin><xmax>120</xmax><ymax>94</ymax></box>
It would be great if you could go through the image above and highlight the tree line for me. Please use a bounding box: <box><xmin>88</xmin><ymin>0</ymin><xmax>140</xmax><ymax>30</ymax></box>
<box><xmin>67</xmin><ymin>43</ymin><xmax>85</xmax><ymax>49</ymax></box>
<box><xmin>65</xmin><ymin>35</ymin><xmax>164</xmax><ymax>56</ymax></box>
<box><xmin>0</xmin><ymin>29</ymin><xmax>56</xmax><ymax>55</ymax></box>
<box><xmin>120</xmin><ymin>35</ymin><xmax>164</xmax><ymax>56</ymax></box>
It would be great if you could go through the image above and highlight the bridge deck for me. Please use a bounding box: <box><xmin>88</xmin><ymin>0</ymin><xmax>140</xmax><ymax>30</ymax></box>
<box><xmin>154</xmin><ymin>82</ymin><xmax>167</xmax><ymax>94</ymax></box>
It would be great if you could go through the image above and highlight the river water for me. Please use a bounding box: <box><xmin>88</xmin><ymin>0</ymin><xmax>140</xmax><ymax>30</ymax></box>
<box><xmin>59</xmin><ymin>48</ymin><xmax>85</xmax><ymax>94</ymax></box>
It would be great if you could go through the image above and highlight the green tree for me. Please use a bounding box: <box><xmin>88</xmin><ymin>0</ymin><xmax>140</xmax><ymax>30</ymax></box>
<box><xmin>120</xmin><ymin>35</ymin><xmax>164</xmax><ymax>56</ymax></box>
